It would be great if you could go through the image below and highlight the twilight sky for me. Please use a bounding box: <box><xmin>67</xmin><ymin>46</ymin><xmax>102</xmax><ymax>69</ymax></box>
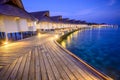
<box><xmin>22</xmin><ymin>0</ymin><xmax>120</xmax><ymax>25</ymax></box>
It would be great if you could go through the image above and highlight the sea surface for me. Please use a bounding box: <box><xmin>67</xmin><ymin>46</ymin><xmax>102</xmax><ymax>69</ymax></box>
<box><xmin>60</xmin><ymin>27</ymin><xmax>120</xmax><ymax>80</ymax></box>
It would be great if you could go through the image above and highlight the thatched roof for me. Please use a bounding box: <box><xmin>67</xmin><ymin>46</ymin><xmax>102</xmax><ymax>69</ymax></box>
<box><xmin>38</xmin><ymin>16</ymin><xmax>52</xmax><ymax>22</ymax></box>
<box><xmin>30</xmin><ymin>11</ymin><xmax>49</xmax><ymax>18</ymax></box>
<box><xmin>0</xmin><ymin>0</ymin><xmax>35</xmax><ymax>20</ymax></box>
<box><xmin>30</xmin><ymin>11</ymin><xmax>52</xmax><ymax>22</ymax></box>
<box><xmin>0</xmin><ymin>0</ymin><xmax>24</xmax><ymax>9</ymax></box>
<box><xmin>68</xmin><ymin>20</ymin><xmax>76</xmax><ymax>24</ymax></box>
<box><xmin>0</xmin><ymin>0</ymin><xmax>9</xmax><ymax>4</ymax></box>
<box><xmin>62</xmin><ymin>18</ymin><xmax>69</xmax><ymax>23</ymax></box>
<box><xmin>50</xmin><ymin>16</ymin><xmax>62</xmax><ymax>23</ymax></box>
<box><xmin>79</xmin><ymin>21</ymin><xmax>87</xmax><ymax>24</ymax></box>
<box><xmin>62</xmin><ymin>18</ymin><xmax>69</xmax><ymax>21</ymax></box>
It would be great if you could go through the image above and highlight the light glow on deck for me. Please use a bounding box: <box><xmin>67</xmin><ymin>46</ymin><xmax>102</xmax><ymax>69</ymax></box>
<box><xmin>3</xmin><ymin>40</ymin><xmax>9</xmax><ymax>45</ymax></box>
<box><xmin>38</xmin><ymin>33</ymin><xmax>41</xmax><ymax>37</ymax></box>
<box><xmin>55</xmin><ymin>34</ymin><xmax>59</xmax><ymax>39</ymax></box>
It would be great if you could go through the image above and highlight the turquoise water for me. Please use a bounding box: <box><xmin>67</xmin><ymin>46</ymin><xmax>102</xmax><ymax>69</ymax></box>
<box><xmin>60</xmin><ymin>27</ymin><xmax>120</xmax><ymax>80</ymax></box>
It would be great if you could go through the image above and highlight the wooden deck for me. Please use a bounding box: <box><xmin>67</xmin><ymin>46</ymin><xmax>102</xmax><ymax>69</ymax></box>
<box><xmin>0</xmin><ymin>34</ymin><xmax>112</xmax><ymax>80</ymax></box>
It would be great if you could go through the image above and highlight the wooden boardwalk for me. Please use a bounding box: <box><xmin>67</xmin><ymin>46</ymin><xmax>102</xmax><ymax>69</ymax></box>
<box><xmin>0</xmin><ymin>34</ymin><xmax>112</xmax><ymax>80</ymax></box>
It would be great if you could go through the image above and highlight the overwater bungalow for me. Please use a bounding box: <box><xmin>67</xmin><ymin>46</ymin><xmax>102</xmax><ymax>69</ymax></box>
<box><xmin>68</xmin><ymin>20</ymin><xmax>77</xmax><ymax>28</ymax></box>
<box><xmin>0</xmin><ymin>0</ymin><xmax>37</xmax><ymax>44</ymax></box>
<box><xmin>79</xmin><ymin>20</ymin><xmax>88</xmax><ymax>28</ymax></box>
<box><xmin>62</xmin><ymin>18</ymin><xmax>70</xmax><ymax>29</ymax></box>
<box><xmin>30</xmin><ymin>11</ymin><xmax>54</xmax><ymax>32</ymax></box>
<box><xmin>50</xmin><ymin>16</ymin><xmax>63</xmax><ymax>29</ymax></box>
<box><xmin>74</xmin><ymin>21</ymin><xmax>80</xmax><ymax>28</ymax></box>
<box><xmin>69</xmin><ymin>20</ymin><xmax>88</xmax><ymax>29</ymax></box>
<box><xmin>88</xmin><ymin>23</ymin><xmax>100</xmax><ymax>28</ymax></box>
<box><xmin>74</xmin><ymin>20</ymin><xmax>84</xmax><ymax>29</ymax></box>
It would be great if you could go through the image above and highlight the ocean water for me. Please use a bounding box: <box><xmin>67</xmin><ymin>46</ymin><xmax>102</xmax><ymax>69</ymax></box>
<box><xmin>60</xmin><ymin>27</ymin><xmax>120</xmax><ymax>80</ymax></box>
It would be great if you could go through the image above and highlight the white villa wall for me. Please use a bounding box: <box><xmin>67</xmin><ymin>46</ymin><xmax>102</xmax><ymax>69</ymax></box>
<box><xmin>48</xmin><ymin>23</ymin><xmax>53</xmax><ymax>29</ymax></box>
<box><xmin>0</xmin><ymin>15</ymin><xmax>5</xmax><ymax>32</ymax></box>
<box><xmin>55</xmin><ymin>23</ymin><xmax>58</xmax><ymax>29</ymax></box>
<box><xmin>19</xmin><ymin>19</ymin><xmax>28</xmax><ymax>32</ymax></box>
<box><xmin>80</xmin><ymin>24</ymin><xmax>88</xmax><ymax>28</ymax></box>
<box><xmin>36</xmin><ymin>22</ymin><xmax>44</xmax><ymax>30</ymax></box>
<box><xmin>38</xmin><ymin>22</ymin><xmax>51</xmax><ymax>30</ymax></box>
<box><xmin>41</xmin><ymin>22</ymin><xmax>47</xmax><ymax>29</ymax></box>
<box><xmin>36</xmin><ymin>23</ymin><xmax>40</xmax><ymax>30</ymax></box>
<box><xmin>65</xmin><ymin>24</ymin><xmax>68</xmax><ymax>28</ymax></box>
<box><xmin>39</xmin><ymin>23</ymin><xmax>42</xmax><ymax>29</ymax></box>
<box><xmin>67</xmin><ymin>24</ymin><xmax>69</xmax><ymax>28</ymax></box>
<box><xmin>59</xmin><ymin>23</ymin><xmax>62</xmax><ymax>28</ymax></box>
<box><xmin>51</xmin><ymin>23</ymin><xmax>54</xmax><ymax>29</ymax></box>
<box><xmin>33</xmin><ymin>22</ymin><xmax>37</xmax><ymax>31</ymax></box>
<box><xmin>27</xmin><ymin>20</ymin><xmax>36</xmax><ymax>31</ymax></box>
<box><xmin>54</xmin><ymin>23</ymin><xmax>57</xmax><ymax>29</ymax></box>
<box><xmin>4</xmin><ymin>16</ymin><xmax>19</xmax><ymax>33</ymax></box>
<box><xmin>1</xmin><ymin>15</ymin><xmax>29</xmax><ymax>33</ymax></box>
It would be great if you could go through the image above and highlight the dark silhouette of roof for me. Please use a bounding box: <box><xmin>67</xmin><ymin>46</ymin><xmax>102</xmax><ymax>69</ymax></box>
<box><xmin>62</xmin><ymin>18</ymin><xmax>69</xmax><ymax>21</ymax></box>
<box><xmin>68</xmin><ymin>20</ymin><xmax>76</xmax><ymax>24</ymax></box>
<box><xmin>50</xmin><ymin>16</ymin><xmax>62</xmax><ymax>23</ymax></box>
<box><xmin>62</xmin><ymin>18</ymin><xmax>69</xmax><ymax>23</ymax></box>
<box><xmin>0</xmin><ymin>0</ymin><xmax>9</xmax><ymax>4</ymax></box>
<box><xmin>30</xmin><ymin>11</ymin><xmax>52</xmax><ymax>22</ymax></box>
<box><xmin>79</xmin><ymin>21</ymin><xmax>87</xmax><ymax>24</ymax></box>
<box><xmin>0</xmin><ymin>0</ymin><xmax>24</xmax><ymax>9</ymax></box>
<box><xmin>0</xmin><ymin>0</ymin><xmax>35</xmax><ymax>20</ymax></box>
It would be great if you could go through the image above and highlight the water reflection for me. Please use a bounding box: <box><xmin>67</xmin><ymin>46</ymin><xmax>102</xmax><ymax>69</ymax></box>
<box><xmin>90</xmin><ymin>29</ymin><xmax>92</xmax><ymax>41</ymax></box>
<box><xmin>61</xmin><ymin>30</ymin><xmax>80</xmax><ymax>48</ymax></box>
<box><xmin>67</xmin><ymin>35</ymin><xmax>71</xmax><ymax>45</ymax></box>
<box><xmin>73</xmin><ymin>31</ymin><xmax>79</xmax><ymax>39</ymax></box>
<box><xmin>97</xmin><ymin>28</ymin><xmax>101</xmax><ymax>39</ymax></box>
<box><xmin>61</xmin><ymin>41</ymin><xmax>66</xmax><ymax>48</ymax></box>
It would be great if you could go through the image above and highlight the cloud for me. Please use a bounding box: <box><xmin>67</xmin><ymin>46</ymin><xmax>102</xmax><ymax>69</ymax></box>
<box><xmin>108</xmin><ymin>0</ymin><xmax>116</xmax><ymax>6</ymax></box>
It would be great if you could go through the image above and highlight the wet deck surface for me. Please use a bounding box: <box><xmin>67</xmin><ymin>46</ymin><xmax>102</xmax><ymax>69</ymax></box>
<box><xmin>0</xmin><ymin>34</ymin><xmax>112</xmax><ymax>80</ymax></box>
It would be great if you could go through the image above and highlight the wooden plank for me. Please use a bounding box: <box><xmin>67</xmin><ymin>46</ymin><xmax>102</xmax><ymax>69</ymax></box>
<box><xmin>45</xmin><ymin>47</ymin><xmax>70</xmax><ymax>80</ymax></box>
<box><xmin>46</xmin><ymin>42</ymin><xmax>82</xmax><ymax>80</ymax></box>
<box><xmin>44</xmin><ymin>42</ymin><xmax>74</xmax><ymax>80</ymax></box>
<box><xmin>0</xmin><ymin>63</ymin><xmax>11</xmax><ymax>66</ymax></box>
<box><xmin>1</xmin><ymin>59</ymin><xmax>18</xmax><ymax>80</ymax></box>
<box><xmin>41</xmin><ymin>45</ymin><xmax>56</xmax><ymax>80</ymax></box>
<box><xmin>16</xmin><ymin>53</ymin><xmax>28</xmax><ymax>80</ymax></box>
<box><xmin>8</xmin><ymin>56</ymin><xmax>23</xmax><ymax>80</ymax></box>
<box><xmin>35</xmin><ymin>47</ymin><xmax>41</xmax><ymax>80</ymax></box>
<box><xmin>22</xmin><ymin>51</ymin><xmax>31</xmax><ymax>80</ymax></box>
<box><xmin>43</xmin><ymin>44</ymin><xmax>63</xmax><ymax>80</ymax></box>
<box><xmin>0</xmin><ymin>66</ymin><xmax>3</xmax><ymax>70</ymax></box>
<box><xmin>38</xmin><ymin>46</ymin><xmax>48</xmax><ymax>80</ymax></box>
<box><xmin>0</xmin><ymin>64</ymin><xmax>10</xmax><ymax>78</ymax></box>
<box><xmin>28</xmin><ymin>48</ymin><xmax>35</xmax><ymax>80</ymax></box>
<box><xmin>50</xmin><ymin>43</ymin><xmax>86</xmax><ymax>80</ymax></box>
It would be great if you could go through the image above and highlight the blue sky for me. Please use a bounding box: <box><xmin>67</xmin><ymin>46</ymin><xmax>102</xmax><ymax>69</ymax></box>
<box><xmin>22</xmin><ymin>0</ymin><xmax>120</xmax><ymax>25</ymax></box>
